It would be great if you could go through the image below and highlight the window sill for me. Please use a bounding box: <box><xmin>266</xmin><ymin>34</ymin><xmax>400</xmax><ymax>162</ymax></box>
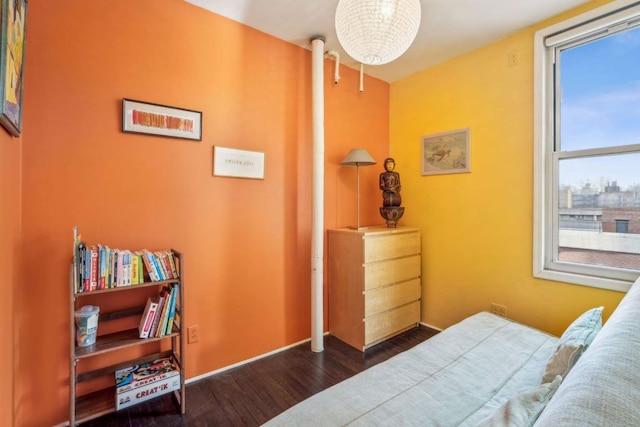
<box><xmin>534</xmin><ymin>268</ymin><xmax>634</xmax><ymax>293</ymax></box>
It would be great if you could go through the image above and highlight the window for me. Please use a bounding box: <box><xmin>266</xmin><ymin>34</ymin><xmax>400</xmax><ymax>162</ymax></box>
<box><xmin>616</xmin><ymin>220</ymin><xmax>629</xmax><ymax>233</ymax></box>
<box><xmin>534</xmin><ymin>0</ymin><xmax>640</xmax><ymax>291</ymax></box>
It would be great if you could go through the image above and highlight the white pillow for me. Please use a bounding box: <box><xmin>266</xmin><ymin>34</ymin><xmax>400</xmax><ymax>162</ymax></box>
<box><xmin>475</xmin><ymin>375</ymin><xmax>562</xmax><ymax>427</ymax></box>
<box><xmin>541</xmin><ymin>306</ymin><xmax>603</xmax><ymax>384</ymax></box>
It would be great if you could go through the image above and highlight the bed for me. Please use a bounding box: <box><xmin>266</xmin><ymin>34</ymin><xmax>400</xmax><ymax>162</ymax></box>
<box><xmin>264</xmin><ymin>276</ymin><xmax>640</xmax><ymax>426</ymax></box>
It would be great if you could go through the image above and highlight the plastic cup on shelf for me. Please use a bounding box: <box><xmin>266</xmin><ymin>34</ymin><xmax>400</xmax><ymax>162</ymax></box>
<box><xmin>74</xmin><ymin>305</ymin><xmax>100</xmax><ymax>347</ymax></box>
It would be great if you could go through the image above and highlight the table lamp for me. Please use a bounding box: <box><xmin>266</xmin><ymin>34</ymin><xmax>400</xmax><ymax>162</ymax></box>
<box><xmin>341</xmin><ymin>148</ymin><xmax>376</xmax><ymax>229</ymax></box>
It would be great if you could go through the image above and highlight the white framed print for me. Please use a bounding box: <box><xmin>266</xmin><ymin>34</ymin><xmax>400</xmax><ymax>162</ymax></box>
<box><xmin>213</xmin><ymin>146</ymin><xmax>265</xmax><ymax>180</ymax></box>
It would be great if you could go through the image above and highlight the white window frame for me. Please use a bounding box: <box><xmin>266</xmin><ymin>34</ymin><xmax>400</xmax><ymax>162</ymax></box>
<box><xmin>533</xmin><ymin>0</ymin><xmax>640</xmax><ymax>292</ymax></box>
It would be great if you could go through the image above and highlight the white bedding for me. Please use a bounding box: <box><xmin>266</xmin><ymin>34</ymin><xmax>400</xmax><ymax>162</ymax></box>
<box><xmin>533</xmin><ymin>276</ymin><xmax>640</xmax><ymax>426</ymax></box>
<box><xmin>264</xmin><ymin>312</ymin><xmax>558</xmax><ymax>427</ymax></box>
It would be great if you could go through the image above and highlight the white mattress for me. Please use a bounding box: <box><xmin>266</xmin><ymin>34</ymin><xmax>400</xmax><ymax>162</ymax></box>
<box><xmin>264</xmin><ymin>312</ymin><xmax>558</xmax><ymax>427</ymax></box>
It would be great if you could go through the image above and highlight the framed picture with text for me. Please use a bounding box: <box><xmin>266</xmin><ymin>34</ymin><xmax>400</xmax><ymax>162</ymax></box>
<box><xmin>213</xmin><ymin>146</ymin><xmax>265</xmax><ymax>180</ymax></box>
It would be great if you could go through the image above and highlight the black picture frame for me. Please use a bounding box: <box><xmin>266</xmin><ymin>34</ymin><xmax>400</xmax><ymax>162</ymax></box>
<box><xmin>122</xmin><ymin>98</ymin><xmax>202</xmax><ymax>141</ymax></box>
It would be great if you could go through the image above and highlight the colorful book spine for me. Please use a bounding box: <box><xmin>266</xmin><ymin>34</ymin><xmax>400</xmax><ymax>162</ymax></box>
<box><xmin>149</xmin><ymin>288</ymin><xmax>168</xmax><ymax>337</ymax></box>
<box><xmin>116</xmin><ymin>251</ymin><xmax>124</xmax><ymax>287</ymax></box>
<box><xmin>73</xmin><ymin>228</ymin><xmax>80</xmax><ymax>293</ymax></box>
<box><xmin>137</xmin><ymin>253</ymin><xmax>144</xmax><ymax>283</ymax></box>
<box><xmin>143</xmin><ymin>250</ymin><xmax>160</xmax><ymax>282</ymax></box>
<box><xmin>89</xmin><ymin>245</ymin><xmax>99</xmax><ymax>291</ymax></box>
<box><xmin>164</xmin><ymin>284</ymin><xmax>178</xmax><ymax>335</ymax></box>
<box><xmin>167</xmin><ymin>252</ymin><xmax>178</xmax><ymax>279</ymax></box>
<box><xmin>152</xmin><ymin>251</ymin><xmax>166</xmax><ymax>280</ymax></box>
<box><xmin>112</xmin><ymin>249</ymin><xmax>119</xmax><ymax>288</ymax></box>
<box><xmin>98</xmin><ymin>245</ymin><xmax>107</xmax><ymax>290</ymax></box>
<box><xmin>155</xmin><ymin>288</ymin><xmax>172</xmax><ymax>337</ymax></box>
<box><xmin>77</xmin><ymin>241</ymin><xmax>86</xmax><ymax>293</ymax></box>
<box><xmin>136</xmin><ymin>250</ymin><xmax>150</xmax><ymax>282</ymax></box>
<box><xmin>174</xmin><ymin>254</ymin><xmax>180</xmax><ymax>277</ymax></box>
<box><xmin>150</xmin><ymin>252</ymin><xmax>165</xmax><ymax>281</ymax></box>
<box><xmin>85</xmin><ymin>246</ymin><xmax>90</xmax><ymax>291</ymax></box>
<box><xmin>124</xmin><ymin>251</ymin><xmax>132</xmax><ymax>286</ymax></box>
<box><xmin>107</xmin><ymin>248</ymin><xmax>115</xmax><ymax>288</ymax></box>
<box><xmin>138</xmin><ymin>250</ymin><xmax>149</xmax><ymax>281</ymax></box>
<box><xmin>160</xmin><ymin>286</ymin><xmax>176</xmax><ymax>336</ymax></box>
<box><xmin>131</xmin><ymin>252</ymin><xmax>140</xmax><ymax>285</ymax></box>
<box><xmin>138</xmin><ymin>297</ymin><xmax>159</xmax><ymax>338</ymax></box>
<box><xmin>158</xmin><ymin>251</ymin><xmax>173</xmax><ymax>279</ymax></box>
<box><xmin>83</xmin><ymin>243</ymin><xmax>91</xmax><ymax>292</ymax></box>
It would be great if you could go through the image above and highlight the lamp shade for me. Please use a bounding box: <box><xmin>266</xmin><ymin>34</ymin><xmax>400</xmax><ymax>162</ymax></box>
<box><xmin>335</xmin><ymin>0</ymin><xmax>421</xmax><ymax>65</ymax></box>
<box><xmin>340</xmin><ymin>148</ymin><xmax>377</xmax><ymax>166</ymax></box>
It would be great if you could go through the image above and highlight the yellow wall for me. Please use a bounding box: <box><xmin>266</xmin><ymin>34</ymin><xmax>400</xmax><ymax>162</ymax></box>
<box><xmin>390</xmin><ymin>0</ymin><xmax>625</xmax><ymax>336</ymax></box>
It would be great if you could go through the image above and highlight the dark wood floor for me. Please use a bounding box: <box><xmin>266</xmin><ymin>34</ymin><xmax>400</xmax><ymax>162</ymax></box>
<box><xmin>83</xmin><ymin>325</ymin><xmax>438</xmax><ymax>427</ymax></box>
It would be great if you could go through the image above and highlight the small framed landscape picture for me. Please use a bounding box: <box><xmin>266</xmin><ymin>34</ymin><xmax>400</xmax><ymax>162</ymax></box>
<box><xmin>421</xmin><ymin>128</ymin><xmax>470</xmax><ymax>176</ymax></box>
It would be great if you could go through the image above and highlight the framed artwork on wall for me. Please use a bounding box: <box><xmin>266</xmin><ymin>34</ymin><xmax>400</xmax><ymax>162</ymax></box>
<box><xmin>213</xmin><ymin>146</ymin><xmax>265</xmax><ymax>180</ymax></box>
<box><xmin>122</xmin><ymin>98</ymin><xmax>202</xmax><ymax>141</ymax></box>
<box><xmin>0</xmin><ymin>0</ymin><xmax>28</xmax><ymax>137</ymax></box>
<box><xmin>421</xmin><ymin>127</ymin><xmax>471</xmax><ymax>176</ymax></box>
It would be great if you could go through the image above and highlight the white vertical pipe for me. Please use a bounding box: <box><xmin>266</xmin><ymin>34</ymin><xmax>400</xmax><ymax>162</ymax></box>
<box><xmin>359</xmin><ymin>63</ymin><xmax>364</xmax><ymax>92</ymax></box>
<box><xmin>325</xmin><ymin>50</ymin><xmax>341</xmax><ymax>84</ymax></box>
<box><xmin>310</xmin><ymin>36</ymin><xmax>325</xmax><ymax>352</ymax></box>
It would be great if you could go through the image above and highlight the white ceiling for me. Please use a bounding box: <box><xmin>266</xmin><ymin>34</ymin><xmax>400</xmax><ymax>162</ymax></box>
<box><xmin>184</xmin><ymin>0</ymin><xmax>592</xmax><ymax>83</ymax></box>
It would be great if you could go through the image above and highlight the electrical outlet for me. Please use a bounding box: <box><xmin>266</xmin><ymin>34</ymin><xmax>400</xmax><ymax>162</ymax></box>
<box><xmin>508</xmin><ymin>51</ymin><xmax>520</xmax><ymax>67</ymax></box>
<box><xmin>187</xmin><ymin>325</ymin><xmax>199</xmax><ymax>343</ymax></box>
<box><xmin>491</xmin><ymin>303</ymin><xmax>507</xmax><ymax>318</ymax></box>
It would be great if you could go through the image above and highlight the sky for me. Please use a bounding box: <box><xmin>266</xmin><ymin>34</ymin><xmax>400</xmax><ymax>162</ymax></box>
<box><xmin>559</xmin><ymin>25</ymin><xmax>640</xmax><ymax>190</ymax></box>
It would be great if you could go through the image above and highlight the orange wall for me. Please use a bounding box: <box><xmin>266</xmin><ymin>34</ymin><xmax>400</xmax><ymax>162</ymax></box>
<box><xmin>18</xmin><ymin>1</ymin><xmax>388</xmax><ymax>425</ymax></box>
<box><xmin>1</xmin><ymin>123</ymin><xmax>20</xmax><ymax>427</ymax></box>
<box><xmin>390</xmin><ymin>0</ymin><xmax>624</xmax><ymax>335</ymax></box>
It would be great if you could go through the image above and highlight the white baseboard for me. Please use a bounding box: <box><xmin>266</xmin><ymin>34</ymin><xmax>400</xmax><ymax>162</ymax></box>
<box><xmin>186</xmin><ymin>333</ymin><xmax>329</xmax><ymax>385</ymax></box>
<box><xmin>188</xmin><ymin>325</ymin><xmax>441</xmax><ymax>385</ymax></box>
<box><xmin>188</xmin><ymin>325</ymin><xmax>442</xmax><ymax>385</ymax></box>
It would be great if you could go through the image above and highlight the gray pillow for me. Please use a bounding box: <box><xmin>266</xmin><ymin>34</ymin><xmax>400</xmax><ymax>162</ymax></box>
<box><xmin>541</xmin><ymin>306</ymin><xmax>603</xmax><ymax>383</ymax></box>
<box><xmin>475</xmin><ymin>375</ymin><xmax>562</xmax><ymax>427</ymax></box>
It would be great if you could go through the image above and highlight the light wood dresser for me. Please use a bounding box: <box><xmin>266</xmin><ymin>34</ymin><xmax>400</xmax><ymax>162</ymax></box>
<box><xmin>328</xmin><ymin>226</ymin><xmax>421</xmax><ymax>351</ymax></box>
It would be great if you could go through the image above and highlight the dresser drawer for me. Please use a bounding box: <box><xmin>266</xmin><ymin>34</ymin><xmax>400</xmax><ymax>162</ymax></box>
<box><xmin>364</xmin><ymin>231</ymin><xmax>420</xmax><ymax>263</ymax></box>
<box><xmin>364</xmin><ymin>279</ymin><xmax>421</xmax><ymax>318</ymax></box>
<box><xmin>364</xmin><ymin>255</ymin><xmax>421</xmax><ymax>290</ymax></box>
<box><xmin>364</xmin><ymin>301</ymin><xmax>420</xmax><ymax>347</ymax></box>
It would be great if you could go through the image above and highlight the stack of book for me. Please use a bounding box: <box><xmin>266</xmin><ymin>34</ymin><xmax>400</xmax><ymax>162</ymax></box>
<box><xmin>72</xmin><ymin>229</ymin><xmax>179</xmax><ymax>293</ymax></box>
<box><xmin>138</xmin><ymin>249</ymin><xmax>179</xmax><ymax>282</ymax></box>
<box><xmin>115</xmin><ymin>357</ymin><xmax>180</xmax><ymax>410</ymax></box>
<box><xmin>138</xmin><ymin>283</ymin><xmax>179</xmax><ymax>339</ymax></box>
